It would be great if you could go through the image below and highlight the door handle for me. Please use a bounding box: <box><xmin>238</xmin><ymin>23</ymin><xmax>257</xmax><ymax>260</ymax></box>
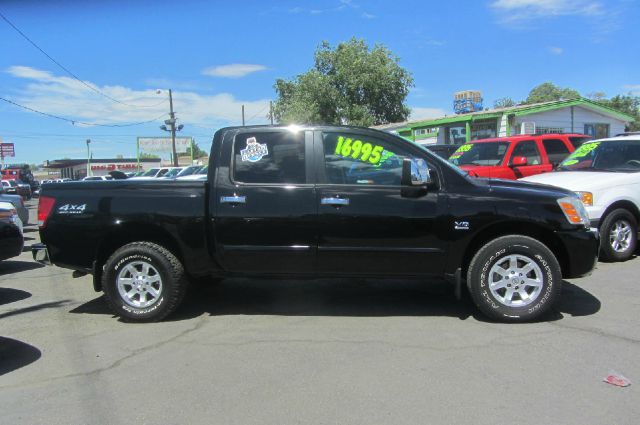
<box><xmin>321</xmin><ymin>197</ymin><xmax>349</xmax><ymax>207</ymax></box>
<box><xmin>220</xmin><ymin>195</ymin><xmax>246</xmax><ymax>205</ymax></box>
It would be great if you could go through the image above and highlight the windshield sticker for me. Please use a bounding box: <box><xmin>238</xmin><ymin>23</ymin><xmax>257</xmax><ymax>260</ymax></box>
<box><xmin>449</xmin><ymin>143</ymin><xmax>473</xmax><ymax>159</ymax></box>
<box><xmin>240</xmin><ymin>137</ymin><xmax>269</xmax><ymax>162</ymax></box>
<box><xmin>569</xmin><ymin>142</ymin><xmax>600</xmax><ymax>159</ymax></box>
<box><xmin>335</xmin><ymin>136</ymin><xmax>387</xmax><ymax>165</ymax></box>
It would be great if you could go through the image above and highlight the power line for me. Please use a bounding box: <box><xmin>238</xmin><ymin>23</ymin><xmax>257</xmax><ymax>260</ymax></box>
<box><xmin>0</xmin><ymin>10</ymin><xmax>167</xmax><ymax>109</ymax></box>
<box><xmin>0</xmin><ymin>95</ymin><xmax>167</xmax><ymax>127</ymax></box>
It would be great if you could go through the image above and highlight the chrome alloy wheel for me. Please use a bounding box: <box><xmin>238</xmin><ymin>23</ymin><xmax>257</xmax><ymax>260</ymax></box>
<box><xmin>116</xmin><ymin>261</ymin><xmax>163</xmax><ymax>309</ymax></box>
<box><xmin>609</xmin><ymin>219</ymin><xmax>633</xmax><ymax>253</ymax></box>
<box><xmin>488</xmin><ymin>254</ymin><xmax>544</xmax><ymax>307</ymax></box>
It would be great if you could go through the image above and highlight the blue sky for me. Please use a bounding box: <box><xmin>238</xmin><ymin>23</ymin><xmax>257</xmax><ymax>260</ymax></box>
<box><xmin>1</xmin><ymin>0</ymin><xmax>638</xmax><ymax>164</ymax></box>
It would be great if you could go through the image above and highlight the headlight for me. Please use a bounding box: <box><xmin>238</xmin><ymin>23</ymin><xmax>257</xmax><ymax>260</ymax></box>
<box><xmin>557</xmin><ymin>197</ymin><xmax>590</xmax><ymax>227</ymax></box>
<box><xmin>575</xmin><ymin>191</ymin><xmax>593</xmax><ymax>206</ymax></box>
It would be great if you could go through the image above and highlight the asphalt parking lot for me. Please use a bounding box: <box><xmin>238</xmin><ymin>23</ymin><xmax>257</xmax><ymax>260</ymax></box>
<box><xmin>1</xmin><ymin>201</ymin><xmax>639</xmax><ymax>425</ymax></box>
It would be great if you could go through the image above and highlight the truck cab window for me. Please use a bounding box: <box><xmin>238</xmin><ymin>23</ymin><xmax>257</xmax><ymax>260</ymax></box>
<box><xmin>233</xmin><ymin>131</ymin><xmax>306</xmax><ymax>184</ymax></box>
<box><xmin>322</xmin><ymin>132</ymin><xmax>414</xmax><ymax>186</ymax></box>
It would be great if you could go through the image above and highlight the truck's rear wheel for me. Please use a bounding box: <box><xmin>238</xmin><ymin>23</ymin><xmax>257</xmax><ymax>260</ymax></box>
<box><xmin>599</xmin><ymin>209</ymin><xmax>637</xmax><ymax>262</ymax></box>
<box><xmin>467</xmin><ymin>235</ymin><xmax>562</xmax><ymax>322</ymax></box>
<box><xmin>102</xmin><ymin>242</ymin><xmax>187</xmax><ymax>322</ymax></box>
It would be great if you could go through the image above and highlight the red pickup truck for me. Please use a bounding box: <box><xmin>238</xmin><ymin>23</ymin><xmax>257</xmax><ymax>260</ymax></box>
<box><xmin>448</xmin><ymin>133</ymin><xmax>591</xmax><ymax>179</ymax></box>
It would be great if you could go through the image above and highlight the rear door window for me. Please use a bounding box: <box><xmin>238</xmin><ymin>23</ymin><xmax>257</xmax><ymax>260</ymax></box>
<box><xmin>233</xmin><ymin>131</ymin><xmax>306</xmax><ymax>184</ymax></box>
<box><xmin>542</xmin><ymin>138</ymin><xmax>570</xmax><ymax>165</ymax></box>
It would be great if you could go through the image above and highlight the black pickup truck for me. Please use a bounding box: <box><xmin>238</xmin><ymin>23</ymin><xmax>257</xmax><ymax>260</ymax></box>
<box><xmin>33</xmin><ymin>125</ymin><xmax>599</xmax><ymax>322</ymax></box>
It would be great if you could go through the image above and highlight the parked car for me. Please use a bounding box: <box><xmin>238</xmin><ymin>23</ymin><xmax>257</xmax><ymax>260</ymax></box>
<box><xmin>82</xmin><ymin>176</ymin><xmax>113</xmax><ymax>181</ymax></box>
<box><xmin>33</xmin><ymin>125</ymin><xmax>598</xmax><ymax>323</ymax></box>
<box><xmin>448</xmin><ymin>134</ymin><xmax>592</xmax><ymax>179</ymax></box>
<box><xmin>159</xmin><ymin>167</ymin><xmax>185</xmax><ymax>179</ymax></box>
<box><xmin>128</xmin><ymin>167</ymin><xmax>176</xmax><ymax>180</ymax></box>
<box><xmin>0</xmin><ymin>185</ymin><xmax>29</xmax><ymax>225</ymax></box>
<box><xmin>174</xmin><ymin>165</ymin><xmax>202</xmax><ymax>178</ymax></box>
<box><xmin>1</xmin><ymin>179</ymin><xmax>31</xmax><ymax>199</ymax></box>
<box><xmin>0</xmin><ymin>201</ymin><xmax>23</xmax><ymax>261</ymax></box>
<box><xmin>176</xmin><ymin>165</ymin><xmax>208</xmax><ymax>180</ymax></box>
<box><xmin>522</xmin><ymin>136</ymin><xmax>640</xmax><ymax>261</ymax></box>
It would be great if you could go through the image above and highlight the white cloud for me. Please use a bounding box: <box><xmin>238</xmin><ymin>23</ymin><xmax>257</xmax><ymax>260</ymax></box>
<box><xmin>623</xmin><ymin>85</ymin><xmax>640</xmax><ymax>95</ymax></box>
<box><xmin>5</xmin><ymin>66</ymin><xmax>271</xmax><ymax>128</ymax></box>
<box><xmin>491</xmin><ymin>0</ymin><xmax>603</xmax><ymax>22</ymax></box>
<box><xmin>201</xmin><ymin>64</ymin><xmax>267</xmax><ymax>78</ymax></box>
<box><xmin>410</xmin><ymin>107</ymin><xmax>447</xmax><ymax>121</ymax></box>
<box><xmin>548</xmin><ymin>46</ymin><xmax>564</xmax><ymax>54</ymax></box>
<box><xmin>361</xmin><ymin>12</ymin><xmax>376</xmax><ymax>19</ymax></box>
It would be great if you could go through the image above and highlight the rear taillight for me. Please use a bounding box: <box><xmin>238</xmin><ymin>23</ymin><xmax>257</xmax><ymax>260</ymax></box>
<box><xmin>38</xmin><ymin>196</ymin><xmax>56</xmax><ymax>228</ymax></box>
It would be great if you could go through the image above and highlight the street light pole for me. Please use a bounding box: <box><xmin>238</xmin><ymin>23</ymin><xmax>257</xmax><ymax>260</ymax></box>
<box><xmin>86</xmin><ymin>139</ymin><xmax>91</xmax><ymax>177</ymax></box>
<box><xmin>168</xmin><ymin>89</ymin><xmax>178</xmax><ymax>167</ymax></box>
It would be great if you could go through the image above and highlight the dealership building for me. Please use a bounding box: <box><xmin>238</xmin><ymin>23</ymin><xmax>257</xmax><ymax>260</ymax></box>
<box><xmin>377</xmin><ymin>98</ymin><xmax>635</xmax><ymax>146</ymax></box>
<box><xmin>42</xmin><ymin>157</ymin><xmax>163</xmax><ymax>180</ymax></box>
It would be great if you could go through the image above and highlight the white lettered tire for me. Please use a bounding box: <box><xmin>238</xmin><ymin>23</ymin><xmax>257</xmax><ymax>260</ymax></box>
<box><xmin>102</xmin><ymin>242</ymin><xmax>187</xmax><ymax>322</ymax></box>
<box><xmin>467</xmin><ymin>235</ymin><xmax>562</xmax><ymax>322</ymax></box>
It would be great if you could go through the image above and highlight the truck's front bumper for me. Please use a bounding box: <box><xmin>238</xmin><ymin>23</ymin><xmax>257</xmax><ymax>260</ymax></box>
<box><xmin>32</xmin><ymin>243</ymin><xmax>52</xmax><ymax>265</ymax></box>
<box><xmin>556</xmin><ymin>227</ymin><xmax>599</xmax><ymax>279</ymax></box>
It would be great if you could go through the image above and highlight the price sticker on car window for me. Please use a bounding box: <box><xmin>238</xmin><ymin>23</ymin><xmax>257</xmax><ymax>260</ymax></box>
<box><xmin>450</xmin><ymin>143</ymin><xmax>473</xmax><ymax>159</ymax></box>
<box><xmin>334</xmin><ymin>136</ymin><xmax>387</xmax><ymax>165</ymax></box>
<box><xmin>570</xmin><ymin>142</ymin><xmax>600</xmax><ymax>158</ymax></box>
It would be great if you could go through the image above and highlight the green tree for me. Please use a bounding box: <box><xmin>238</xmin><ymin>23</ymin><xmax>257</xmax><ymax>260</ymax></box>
<box><xmin>186</xmin><ymin>140</ymin><xmax>207</xmax><ymax>159</ymax></box>
<box><xmin>597</xmin><ymin>94</ymin><xmax>640</xmax><ymax>131</ymax></box>
<box><xmin>493</xmin><ymin>97</ymin><xmax>516</xmax><ymax>109</ymax></box>
<box><xmin>273</xmin><ymin>38</ymin><xmax>414</xmax><ymax>126</ymax></box>
<box><xmin>523</xmin><ymin>82</ymin><xmax>580</xmax><ymax>104</ymax></box>
<box><xmin>139</xmin><ymin>152</ymin><xmax>160</xmax><ymax>159</ymax></box>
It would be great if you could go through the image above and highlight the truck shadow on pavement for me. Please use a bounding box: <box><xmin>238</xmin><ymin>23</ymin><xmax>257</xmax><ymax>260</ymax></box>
<box><xmin>0</xmin><ymin>260</ymin><xmax>45</xmax><ymax>276</ymax></box>
<box><xmin>70</xmin><ymin>278</ymin><xmax>601</xmax><ymax>323</ymax></box>
<box><xmin>0</xmin><ymin>336</ymin><xmax>42</xmax><ymax>376</ymax></box>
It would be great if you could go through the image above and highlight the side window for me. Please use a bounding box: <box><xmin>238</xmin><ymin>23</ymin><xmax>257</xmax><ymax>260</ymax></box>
<box><xmin>510</xmin><ymin>140</ymin><xmax>541</xmax><ymax>165</ymax></box>
<box><xmin>233</xmin><ymin>131</ymin><xmax>306</xmax><ymax>184</ymax></box>
<box><xmin>542</xmin><ymin>138</ymin><xmax>570</xmax><ymax>165</ymax></box>
<box><xmin>322</xmin><ymin>132</ymin><xmax>416</xmax><ymax>186</ymax></box>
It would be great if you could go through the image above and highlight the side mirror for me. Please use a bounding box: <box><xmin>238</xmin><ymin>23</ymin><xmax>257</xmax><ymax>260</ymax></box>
<box><xmin>511</xmin><ymin>156</ymin><xmax>527</xmax><ymax>167</ymax></box>
<box><xmin>402</xmin><ymin>158</ymin><xmax>433</xmax><ymax>186</ymax></box>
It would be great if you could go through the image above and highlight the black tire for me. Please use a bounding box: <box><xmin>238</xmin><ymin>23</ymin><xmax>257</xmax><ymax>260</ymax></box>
<box><xmin>102</xmin><ymin>242</ymin><xmax>188</xmax><ymax>322</ymax></box>
<box><xmin>599</xmin><ymin>209</ymin><xmax>638</xmax><ymax>262</ymax></box>
<box><xmin>467</xmin><ymin>235</ymin><xmax>562</xmax><ymax>322</ymax></box>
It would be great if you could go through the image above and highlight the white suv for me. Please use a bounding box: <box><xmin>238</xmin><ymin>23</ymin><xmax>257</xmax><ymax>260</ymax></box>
<box><xmin>522</xmin><ymin>136</ymin><xmax>640</xmax><ymax>261</ymax></box>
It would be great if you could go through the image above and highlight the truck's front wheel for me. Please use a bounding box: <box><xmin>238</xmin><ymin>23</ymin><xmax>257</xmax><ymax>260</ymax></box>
<box><xmin>467</xmin><ymin>235</ymin><xmax>562</xmax><ymax>322</ymax></box>
<box><xmin>102</xmin><ymin>242</ymin><xmax>187</xmax><ymax>322</ymax></box>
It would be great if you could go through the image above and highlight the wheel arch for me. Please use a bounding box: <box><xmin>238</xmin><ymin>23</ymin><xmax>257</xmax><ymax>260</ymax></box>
<box><xmin>599</xmin><ymin>200</ymin><xmax>640</xmax><ymax>228</ymax></box>
<box><xmin>92</xmin><ymin>223</ymin><xmax>184</xmax><ymax>292</ymax></box>
<box><xmin>460</xmin><ymin>221</ymin><xmax>570</xmax><ymax>279</ymax></box>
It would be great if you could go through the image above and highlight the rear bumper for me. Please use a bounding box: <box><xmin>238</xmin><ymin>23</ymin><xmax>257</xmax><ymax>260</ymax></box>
<box><xmin>31</xmin><ymin>243</ymin><xmax>52</xmax><ymax>265</ymax></box>
<box><xmin>556</xmin><ymin>227</ymin><xmax>599</xmax><ymax>279</ymax></box>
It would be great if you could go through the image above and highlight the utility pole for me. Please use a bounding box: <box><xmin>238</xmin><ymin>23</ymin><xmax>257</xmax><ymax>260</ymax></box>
<box><xmin>86</xmin><ymin>139</ymin><xmax>91</xmax><ymax>177</ymax></box>
<box><xmin>242</xmin><ymin>104</ymin><xmax>245</xmax><ymax>126</ymax></box>
<box><xmin>269</xmin><ymin>101</ymin><xmax>274</xmax><ymax>125</ymax></box>
<box><xmin>169</xmin><ymin>89</ymin><xmax>178</xmax><ymax>167</ymax></box>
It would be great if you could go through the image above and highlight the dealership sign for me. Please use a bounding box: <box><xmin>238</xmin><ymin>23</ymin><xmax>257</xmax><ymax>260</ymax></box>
<box><xmin>91</xmin><ymin>163</ymin><xmax>141</xmax><ymax>171</ymax></box>
<box><xmin>0</xmin><ymin>143</ymin><xmax>15</xmax><ymax>157</ymax></box>
<box><xmin>138</xmin><ymin>137</ymin><xmax>192</xmax><ymax>153</ymax></box>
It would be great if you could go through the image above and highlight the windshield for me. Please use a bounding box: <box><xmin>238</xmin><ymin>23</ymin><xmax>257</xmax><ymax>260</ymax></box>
<box><xmin>558</xmin><ymin>140</ymin><xmax>640</xmax><ymax>172</ymax></box>
<box><xmin>176</xmin><ymin>166</ymin><xmax>201</xmax><ymax>177</ymax></box>
<box><xmin>141</xmin><ymin>168</ymin><xmax>159</xmax><ymax>177</ymax></box>
<box><xmin>163</xmin><ymin>168</ymin><xmax>183</xmax><ymax>178</ymax></box>
<box><xmin>196</xmin><ymin>165</ymin><xmax>208</xmax><ymax>175</ymax></box>
<box><xmin>449</xmin><ymin>142</ymin><xmax>510</xmax><ymax>166</ymax></box>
